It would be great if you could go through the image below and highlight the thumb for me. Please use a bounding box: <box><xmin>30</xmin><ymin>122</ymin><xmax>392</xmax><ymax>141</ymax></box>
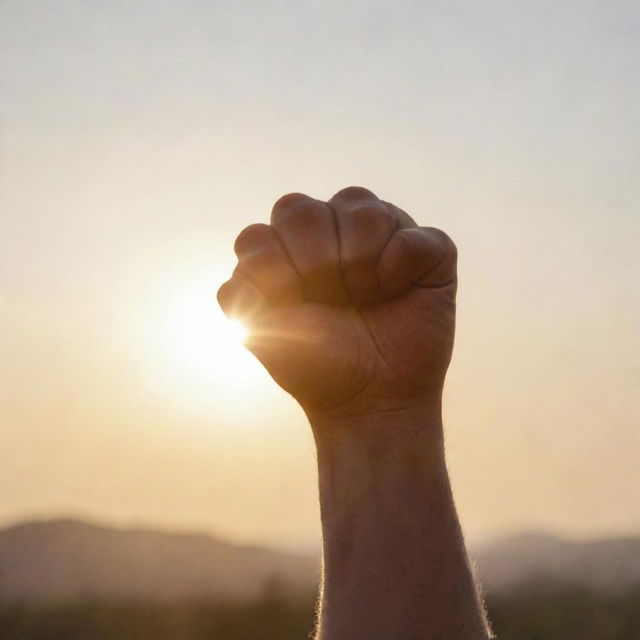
<box><xmin>378</xmin><ymin>227</ymin><xmax>457</xmax><ymax>299</ymax></box>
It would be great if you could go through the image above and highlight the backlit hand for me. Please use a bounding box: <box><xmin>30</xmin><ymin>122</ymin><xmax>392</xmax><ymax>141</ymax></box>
<box><xmin>217</xmin><ymin>186</ymin><xmax>457</xmax><ymax>420</ymax></box>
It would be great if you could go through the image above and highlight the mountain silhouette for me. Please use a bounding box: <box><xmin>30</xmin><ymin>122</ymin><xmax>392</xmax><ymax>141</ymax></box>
<box><xmin>0</xmin><ymin>519</ymin><xmax>317</xmax><ymax>603</ymax></box>
<box><xmin>477</xmin><ymin>531</ymin><xmax>640</xmax><ymax>593</ymax></box>
<box><xmin>1</xmin><ymin>519</ymin><xmax>639</xmax><ymax>603</ymax></box>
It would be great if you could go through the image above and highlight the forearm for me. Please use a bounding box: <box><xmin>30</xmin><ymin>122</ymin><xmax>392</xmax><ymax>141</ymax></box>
<box><xmin>310</xmin><ymin>406</ymin><xmax>490</xmax><ymax>640</ymax></box>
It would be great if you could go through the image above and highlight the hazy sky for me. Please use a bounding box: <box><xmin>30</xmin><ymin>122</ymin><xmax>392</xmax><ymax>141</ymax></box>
<box><xmin>1</xmin><ymin>0</ymin><xmax>639</xmax><ymax>550</ymax></box>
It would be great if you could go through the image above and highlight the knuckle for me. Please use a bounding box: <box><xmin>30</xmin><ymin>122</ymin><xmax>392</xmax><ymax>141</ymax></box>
<box><xmin>271</xmin><ymin>192</ymin><xmax>315</xmax><ymax>223</ymax></box>
<box><xmin>236</xmin><ymin>250</ymin><xmax>268</xmax><ymax>275</ymax></box>
<box><xmin>216</xmin><ymin>279</ymin><xmax>231</xmax><ymax>305</ymax></box>
<box><xmin>348</xmin><ymin>203</ymin><xmax>396</xmax><ymax>231</ymax></box>
<box><xmin>216</xmin><ymin>278</ymin><xmax>239</xmax><ymax>312</ymax></box>
<box><xmin>382</xmin><ymin>201</ymin><xmax>416</xmax><ymax>229</ymax></box>
<box><xmin>331</xmin><ymin>185</ymin><xmax>377</xmax><ymax>201</ymax></box>
<box><xmin>234</xmin><ymin>223</ymin><xmax>273</xmax><ymax>256</ymax></box>
<box><xmin>385</xmin><ymin>229</ymin><xmax>420</xmax><ymax>270</ymax></box>
<box><xmin>428</xmin><ymin>227</ymin><xmax>458</xmax><ymax>261</ymax></box>
<box><xmin>340</xmin><ymin>206</ymin><xmax>396</xmax><ymax>270</ymax></box>
<box><xmin>393</xmin><ymin>228</ymin><xmax>414</xmax><ymax>252</ymax></box>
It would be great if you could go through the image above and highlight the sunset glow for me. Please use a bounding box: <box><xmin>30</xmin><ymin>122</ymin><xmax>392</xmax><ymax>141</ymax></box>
<box><xmin>141</xmin><ymin>272</ymin><xmax>266</xmax><ymax>408</ymax></box>
<box><xmin>2</xmin><ymin>0</ymin><xmax>638</xmax><ymax>554</ymax></box>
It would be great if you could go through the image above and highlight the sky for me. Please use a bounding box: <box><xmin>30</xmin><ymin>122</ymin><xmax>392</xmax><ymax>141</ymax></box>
<box><xmin>1</xmin><ymin>0</ymin><xmax>639</xmax><ymax>551</ymax></box>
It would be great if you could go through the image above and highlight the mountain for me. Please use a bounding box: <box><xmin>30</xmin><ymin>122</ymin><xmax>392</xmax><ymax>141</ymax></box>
<box><xmin>476</xmin><ymin>531</ymin><xmax>640</xmax><ymax>593</ymax></box>
<box><xmin>1</xmin><ymin>519</ymin><xmax>639</xmax><ymax>604</ymax></box>
<box><xmin>0</xmin><ymin>519</ymin><xmax>318</xmax><ymax>604</ymax></box>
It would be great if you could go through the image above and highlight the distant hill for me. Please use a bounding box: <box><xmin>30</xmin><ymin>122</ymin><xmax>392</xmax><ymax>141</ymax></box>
<box><xmin>0</xmin><ymin>519</ymin><xmax>318</xmax><ymax>604</ymax></box>
<box><xmin>1</xmin><ymin>519</ymin><xmax>639</xmax><ymax>603</ymax></box>
<box><xmin>476</xmin><ymin>531</ymin><xmax>640</xmax><ymax>594</ymax></box>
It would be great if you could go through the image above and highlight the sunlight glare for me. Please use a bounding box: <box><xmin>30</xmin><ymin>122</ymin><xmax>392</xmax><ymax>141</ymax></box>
<box><xmin>141</xmin><ymin>270</ymin><xmax>269</xmax><ymax>412</ymax></box>
<box><xmin>226</xmin><ymin>319</ymin><xmax>249</xmax><ymax>345</ymax></box>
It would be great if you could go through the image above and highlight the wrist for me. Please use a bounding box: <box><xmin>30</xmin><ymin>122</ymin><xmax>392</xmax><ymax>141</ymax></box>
<box><xmin>308</xmin><ymin>402</ymin><xmax>446</xmax><ymax>464</ymax></box>
<box><xmin>309</xmin><ymin>405</ymin><xmax>449</xmax><ymax>520</ymax></box>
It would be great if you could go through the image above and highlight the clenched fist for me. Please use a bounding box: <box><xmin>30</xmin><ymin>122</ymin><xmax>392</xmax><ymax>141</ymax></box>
<box><xmin>217</xmin><ymin>186</ymin><xmax>457</xmax><ymax>421</ymax></box>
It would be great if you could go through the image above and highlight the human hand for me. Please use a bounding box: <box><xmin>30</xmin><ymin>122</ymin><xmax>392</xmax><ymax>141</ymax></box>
<box><xmin>217</xmin><ymin>186</ymin><xmax>457</xmax><ymax>422</ymax></box>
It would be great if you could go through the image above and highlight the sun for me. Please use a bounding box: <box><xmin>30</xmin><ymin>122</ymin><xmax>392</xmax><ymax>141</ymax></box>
<box><xmin>140</xmin><ymin>270</ymin><xmax>268</xmax><ymax>409</ymax></box>
<box><xmin>225</xmin><ymin>319</ymin><xmax>249</xmax><ymax>345</ymax></box>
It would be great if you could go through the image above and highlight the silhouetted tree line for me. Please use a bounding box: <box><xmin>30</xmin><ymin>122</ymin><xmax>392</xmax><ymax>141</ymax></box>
<box><xmin>1</xmin><ymin>583</ymin><xmax>638</xmax><ymax>640</ymax></box>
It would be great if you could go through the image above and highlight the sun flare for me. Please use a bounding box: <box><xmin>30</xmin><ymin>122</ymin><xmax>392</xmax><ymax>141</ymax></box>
<box><xmin>225</xmin><ymin>319</ymin><xmax>249</xmax><ymax>345</ymax></box>
<box><xmin>141</xmin><ymin>271</ymin><xmax>268</xmax><ymax>409</ymax></box>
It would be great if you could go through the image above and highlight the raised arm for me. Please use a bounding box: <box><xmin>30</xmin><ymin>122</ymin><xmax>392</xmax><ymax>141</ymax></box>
<box><xmin>218</xmin><ymin>186</ymin><xmax>492</xmax><ymax>640</ymax></box>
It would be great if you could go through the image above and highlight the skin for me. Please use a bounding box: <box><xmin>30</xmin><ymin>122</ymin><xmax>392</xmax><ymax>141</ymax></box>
<box><xmin>218</xmin><ymin>186</ymin><xmax>492</xmax><ymax>640</ymax></box>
